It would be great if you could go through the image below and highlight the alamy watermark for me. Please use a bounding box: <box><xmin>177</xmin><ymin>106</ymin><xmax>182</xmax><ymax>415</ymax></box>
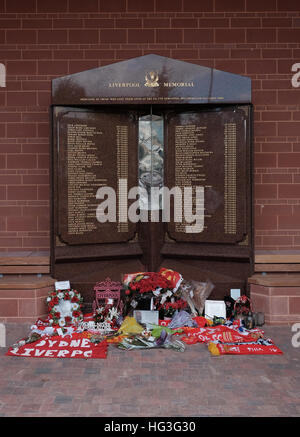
<box><xmin>291</xmin><ymin>63</ymin><xmax>300</xmax><ymax>88</ymax></box>
<box><xmin>0</xmin><ymin>63</ymin><xmax>6</xmax><ymax>88</ymax></box>
<box><xmin>291</xmin><ymin>323</ymin><xmax>300</xmax><ymax>348</ymax></box>
<box><xmin>95</xmin><ymin>181</ymin><xmax>205</xmax><ymax>233</ymax></box>
<box><xmin>0</xmin><ymin>323</ymin><xmax>6</xmax><ymax>347</ymax></box>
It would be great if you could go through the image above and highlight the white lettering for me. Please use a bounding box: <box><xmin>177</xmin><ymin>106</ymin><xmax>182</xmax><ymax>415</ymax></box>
<box><xmin>291</xmin><ymin>322</ymin><xmax>300</xmax><ymax>347</ymax></box>
<box><xmin>128</xmin><ymin>186</ymin><xmax>148</xmax><ymax>222</ymax></box>
<box><xmin>34</xmin><ymin>349</ymin><xmax>46</xmax><ymax>357</ymax></box>
<box><xmin>96</xmin><ymin>187</ymin><xmax>116</xmax><ymax>222</ymax></box>
<box><xmin>58</xmin><ymin>340</ymin><xmax>69</xmax><ymax>347</ymax></box>
<box><xmin>35</xmin><ymin>340</ymin><xmax>46</xmax><ymax>347</ymax></box>
<box><xmin>21</xmin><ymin>348</ymin><xmax>34</xmax><ymax>356</ymax></box>
<box><xmin>184</xmin><ymin>186</ymin><xmax>205</xmax><ymax>233</ymax></box>
<box><xmin>291</xmin><ymin>63</ymin><xmax>300</xmax><ymax>88</ymax></box>
<box><xmin>45</xmin><ymin>349</ymin><xmax>57</xmax><ymax>357</ymax></box>
<box><xmin>95</xmin><ymin>180</ymin><xmax>206</xmax><ymax>233</ymax></box>
<box><xmin>105</xmin><ymin>422</ymin><xmax>139</xmax><ymax>435</ymax></box>
<box><xmin>0</xmin><ymin>323</ymin><xmax>6</xmax><ymax>347</ymax></box>
<box><xmin>71</xmin><ymin>349</ymin><xmax>83</xmax><ymax>357</ymax></box>
<box><xmin>81</xmin><ymin>338</ymin><xmax>90</xmax><ymax>348</ymax></box>
<box><xmin>48</xmin><ymin>340</ymin><xmax>57</xmax><ymax>348</ymax></box>
<box><xmin>57</xmin><ymin>349</ymin><xmax>70</xmax><ymax>357</ymax></box>
<box><xmin>70</xmin><ymin>339</ymin><xmax>81</xmax><ymax>348</ymax></box>
<box><xmin>0</xmin><ymin>63</ymin><xmax>6</xmax><ymax>88</ymax></box>
<box><xmin>154</xmin><ymin>186</ymin><xmax>183</xmax><ymax>223</ymax></box>
<box><xmin>118</xmin><ymin>178</ymin><xmax>128</xmax><ymax>223</ymax></box>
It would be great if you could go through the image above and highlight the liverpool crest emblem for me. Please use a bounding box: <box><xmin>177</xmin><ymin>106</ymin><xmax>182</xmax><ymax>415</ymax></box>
<box><xmin>144</xmin><ymin>71</ymin><xmax>159</xmax><ymax>87</ymax></box>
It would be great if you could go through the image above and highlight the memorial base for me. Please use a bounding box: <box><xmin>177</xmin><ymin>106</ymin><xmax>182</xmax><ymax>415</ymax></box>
<box><xmin>249</xmin><ymin>274</ymin><xmax>300</xmax><ymax>325</ymax></box>
<box><xmin>0</xmin><ymin>275</ymin><xmax>56</xmax><ymax>323</ymax></box>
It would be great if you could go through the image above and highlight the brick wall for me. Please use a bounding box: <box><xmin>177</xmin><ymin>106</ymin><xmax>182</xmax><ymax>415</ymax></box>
<box><xmin>0</xmin><ymin>0</ymin><xmax>299</xmax><ymax>252</ymax></box>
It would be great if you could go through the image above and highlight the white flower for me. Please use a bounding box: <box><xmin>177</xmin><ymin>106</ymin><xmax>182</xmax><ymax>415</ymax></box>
<box><xmin>46</xmin><ymin>297</ymin><xmax>51</xmax><ymax>302</ymax></box>
<box><xmin>49</xmin><ymin>319</ymin><xmax>53</xmax><ymax>324</ymax></box>
<box><xmin>69</xmin><ymin>290</ymin><xmax>75</xmax><ymax>298</ymax></box>
<box><xmin>58</xmin><ymin>318</ymin><xmax>66</xmax><ymax>327</ymax></box>
<box><xmin>58</xmin><ymin>300</ymin><xmax>72</xmax><ymax>317</ymax></box>
<box><xmin>108</xmin><ymin>307</ymin><xmax>119</xmax><ymax>321</ymax></box>
<box><xmin>153</xmin><ymin>288</ymin><xmax>161</xmax><ymax>296</ymax></box>
<box><xmin>72</xmin><ymin>303</ymin><xmax>79</xmax><ymax>311</ymax></box>
<box><xmin>57</xmin><ymin>292</ymin><xmax>64</xmax><ymax>299</ymax></box>
<box><xmin>160</xmin><ymin>295</ymin><xmax>167</xmax><ymax>305</ymax></box>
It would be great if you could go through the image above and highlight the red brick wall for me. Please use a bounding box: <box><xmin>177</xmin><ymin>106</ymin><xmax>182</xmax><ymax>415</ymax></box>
<box><xmin>0</xmin><ymin>0</ymin><xmax>299</xmax><ymax>252</ymax></box>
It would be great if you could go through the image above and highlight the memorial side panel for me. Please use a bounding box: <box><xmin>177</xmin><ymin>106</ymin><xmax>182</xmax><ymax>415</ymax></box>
<box><xmin>166</xmin><ymin>107</ymin><xmax>248</xmax><ymax>243</ymax></box>
<box><xmin>56</xmin><ymin>108</ymin><xmax>137</xmax><ymax>244</ymax></box>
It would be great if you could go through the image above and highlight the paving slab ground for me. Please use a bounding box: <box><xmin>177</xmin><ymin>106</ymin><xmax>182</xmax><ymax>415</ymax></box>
<box><xmin>0</xmin><ymin>324</ymin><xmax>299</xmax><ymax>417</ymax></box>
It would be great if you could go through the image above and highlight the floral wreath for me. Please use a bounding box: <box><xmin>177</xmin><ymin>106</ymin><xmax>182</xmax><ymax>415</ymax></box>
<box><xmin>46</xmin><ymin>289</ymin><xmax>83</xmax><ymax>327</ymax></box>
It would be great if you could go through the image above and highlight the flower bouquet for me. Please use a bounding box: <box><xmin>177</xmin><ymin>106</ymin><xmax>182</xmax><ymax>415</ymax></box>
<box><xmin>93</xmin><ymin>300</ymin><xmax>121</xmax><ymax>331</ymax></box>
<box><xmin>122</xmin><ymin>268</ymin><xmax>185</xmax><ymax>318</ymax></box>
<box><xmin>158</xmin><ymin>298</ymin><xmax>188</xmax><ymax>319</ymax></box>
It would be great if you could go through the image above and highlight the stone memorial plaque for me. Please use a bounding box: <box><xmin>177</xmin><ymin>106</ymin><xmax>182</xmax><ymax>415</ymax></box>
<box><xmin>54</xmin><ymin>108</ymin><xmax>137</xmax><ymax>245</ymax></box>
<box><xmin>166</xmin><ymin>106</ymin><xmax>249</xmax><ymax>244</ymax></box>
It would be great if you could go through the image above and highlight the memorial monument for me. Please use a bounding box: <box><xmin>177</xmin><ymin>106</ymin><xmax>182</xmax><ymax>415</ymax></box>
<box><xmin>50</xmin><ymin>54</ymin><xmax>253</xmax><ymax>304</ymax></box>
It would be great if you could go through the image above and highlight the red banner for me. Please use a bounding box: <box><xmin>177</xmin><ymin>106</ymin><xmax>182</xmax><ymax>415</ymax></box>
<box><xmin>160</xmin><ymin>318</ymin><xmax>283</xmax><ymax>355</ymax></box>
<box><xmin>208</xmin><ymin>341</ymin><xmax>283</xmax><ymax>356</ymax></box>
<box><xmin>6</xmin><ymin>333</ymin><xmax>108</xmax><ymax>359</ymax></box>
<box><xmin>180</xmin><ymin>325</ymin><xmax>264</xmax><ymax>345</ymax></box>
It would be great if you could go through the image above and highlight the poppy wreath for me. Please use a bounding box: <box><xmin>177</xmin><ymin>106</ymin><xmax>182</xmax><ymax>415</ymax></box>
<box><xmin>46</xmin><ymin>289</ymin><xmax>84</xmax><ymax>327</ymax></box>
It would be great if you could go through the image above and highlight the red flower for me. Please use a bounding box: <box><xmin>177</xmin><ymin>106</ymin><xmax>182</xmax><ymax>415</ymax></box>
<box><xmin>73</xmin><ymin>311</ymin><xmax>81</xmax><ymax>318</ymax></box>
<box><xmin>125</xmin><ymin>290</ymin><xmax>131</xmax><ymax>295</ymax></box>
<box><xmin>54</xmin><ymin>312</ymin><xmax>60</xmax><ymax>318</ymax></box>
<box><xmin>127</xmin><ymin>272</ymin><xmax>174</xmax><ymax>296</ymax></box>
<box><xmin>52</xmin><ymin>297</ymin><xmax>59</xmax><ymax>305</ymax></box>
<box><xmin>71</xmin><ymin>296</ymin><xmax>78</xmax><ymax>303</ymax></box>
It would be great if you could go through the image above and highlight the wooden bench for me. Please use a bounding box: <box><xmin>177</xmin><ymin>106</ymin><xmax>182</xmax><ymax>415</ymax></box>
<box><xmin>255</xmin><ymin>252</ymin><xmax>300</xmax><ymax>273</ymax></box>
<box><xmin>0</xmin><ymin>252</ymin><xmax>50</xmax><ymax>275</ymax></box>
